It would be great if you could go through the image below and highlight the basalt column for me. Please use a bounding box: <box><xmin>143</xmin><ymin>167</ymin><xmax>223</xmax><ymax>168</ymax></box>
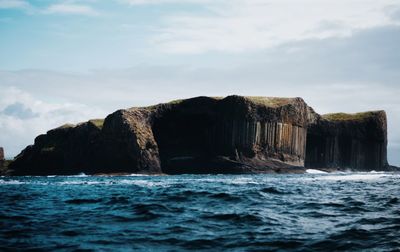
<box><xmin>0</xmin><ymin>147</ymin><xmax>4</xmax><ymax>169</ymax></box>
<box><xmin>213</xmin><ymin>96</ymin><xmax>309</xmax><ymax>167</ymax></box>
<box><xmin>213</xmin><ymin>120</ymin><xmax>307</xmax><ymax>166</ymax></box>
<box><xmin>305</xmin><ymin>111</ymin><xmax>388</xmax><ymax>170</ymax></box>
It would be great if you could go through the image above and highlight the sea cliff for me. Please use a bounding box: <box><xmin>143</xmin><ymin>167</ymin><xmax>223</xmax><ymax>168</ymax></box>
<box><xmin>7</xmin><ymin>96</ymin><xmax>397</xmax><ymax>175</ymax></box>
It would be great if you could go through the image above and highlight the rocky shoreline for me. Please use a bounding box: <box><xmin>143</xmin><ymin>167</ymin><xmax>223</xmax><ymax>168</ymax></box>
<box><xmin>3</xmin><ymin>95</ymin><xmax>398</xmax><ymax>175</ymax></box>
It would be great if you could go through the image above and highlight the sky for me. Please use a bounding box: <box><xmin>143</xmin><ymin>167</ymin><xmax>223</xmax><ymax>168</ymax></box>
<box><xmin>0</xmin><ymin>0</ymin><xmax>399</xmax><ymax>165</ymax></box>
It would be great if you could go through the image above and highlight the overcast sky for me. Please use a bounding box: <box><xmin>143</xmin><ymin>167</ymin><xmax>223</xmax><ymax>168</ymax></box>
<box><xmin>0</xmin><ymin>0</ymin><xmax>399</xmax><ymax>165</ymax></box>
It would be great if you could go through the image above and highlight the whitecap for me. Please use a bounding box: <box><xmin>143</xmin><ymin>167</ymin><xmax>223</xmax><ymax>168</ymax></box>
<box><xmin>306</xmin><ymin>169</ymin><xmax>327</xmax><ymax>174</ymax></box>
<box><xmin>118</xmin><ymin>179</ymin><xmax>169</xmax><ymax>187</ymax></box>
<box><xmin>227</xmin><ymin>177</ymin><xmax>259</xmax><ymax>185</ymax></box>
<box><xmin>0</xmin><ymin>179</ymin><xmax>25</xmax><ymax>185</ymax></box>
<box><xmin>317</xmin><ymin>173</ymin><xmax>391</xmax><ymax>181</ymax></box>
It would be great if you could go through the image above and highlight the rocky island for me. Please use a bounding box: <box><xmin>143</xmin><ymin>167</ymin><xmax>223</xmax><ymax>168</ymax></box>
<box><xmin>6</xmin><ymin>96</ymin><xmax>397</xmax><ymax>175</ymax></box>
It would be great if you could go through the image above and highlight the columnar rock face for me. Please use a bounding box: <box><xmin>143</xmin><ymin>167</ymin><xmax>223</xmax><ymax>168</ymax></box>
<box><xmin>0</xmin><ymin>147</ymin><xmax>4</xmax><ymax>169</ymax></box>
<box><xmin>152</xmin><ymin>96</ymin><xmax>309</xmax><ymax>173</ymax></box>
<box><xmin>0</xmin><ymin>147</ymin><xmax>4</xmax><ymax>161</ymax></box>
<box><xmin>212</xmin><ymin>96</ymin><xmax>308</xmax><ymax>167</ymax></box>
<box><xmin>7</xmin><ymin>95</ymin><xmax>393</xmax><ymax>175</ymax></box>
<box><xmin>305</xmin><ymin>111</ymin><xmax>388</xmax><ymax>170</ymax></box>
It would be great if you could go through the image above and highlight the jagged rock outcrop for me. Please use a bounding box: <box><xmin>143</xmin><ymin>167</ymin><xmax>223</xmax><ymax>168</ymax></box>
<box><xmin>0</xmin><ymin>147</ymin><xmax>12</xmax><ymax>175</ymax></box>
<box><xmin>0</xmin><ymin>147</ymin><xmax>4</xmax><ymax>162</ymax></box>
<box><xmin>305</xmin><ymin>111</ymin><xmax>388</xmax><ymax>171</ymax></box>
<box><xmin>95</xmin><ymin>108</ymin><xmax>162</xmax><ymax>174</ymax></box>
<box><xmin>0</xmin><ymin>147</ymin><xmax>4</xmax><ymax>170</ymax></box>
<box><xmin>7</xmin><ymin>95</ymin><xmax>394</xmax><ymax>175</ymax></box>
<box><xmin>10</xmin><ymin>120</ymin><xmax>103</xmax><ymax>175</ymax></box>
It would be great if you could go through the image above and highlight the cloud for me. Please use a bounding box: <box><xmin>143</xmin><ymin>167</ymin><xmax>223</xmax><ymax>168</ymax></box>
<box><xmin>0</xmin><ymin>0</ymin><xmax>30</xmax><ymax>9</ymax></box>
<box><xmin>45</xmin><ymin>3</ymin><xmax>99</xmax><ymax>16</ymax></box>
<box><xmin>0</xmin><ymin>87</ymin><xmax>107</xmax><ymax>158</ymax></box>
<box><xmin>0</xmin><ymin>24</ymin><xmax>399</xmax><ymax>165</ymax></box>
<box><xmin>149</xmin><ymin>0</ymin><xmax>400</xmax><ymax>53</ymax></box>
<box><xmin>386</xmin><ymin>5</ymin><xmax>400</xmax><ymax>21</ymax></box>
<box><xmin>0</xmin><ymin>1</ymin><xmax>100</xmax><ymax>16</ymax></box>
<box><xmin>1</xmin><ymin>102</ymin><xmax>39</xmax><ymax>119</ymax></box>
<box><xmin>118</xmin><ymin>0</ymin><xmax>213</xmax><ymax>5</ymax></box>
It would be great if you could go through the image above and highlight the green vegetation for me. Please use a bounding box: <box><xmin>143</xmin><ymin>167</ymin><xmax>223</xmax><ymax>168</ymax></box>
<box><xmin>145</xmin><ymin>96</ymin><xmax>224</xmax><ymax>110</ymax></box>
<box><xmin>57</xmin><ymin>123</ymin><xmax>75</xmax><ymax>129</ymax></box>
<box><xmin>322</xmin><ymin>111</ymin><xmax>378</xmax><ymax>121</ymax></box>
<box><xmin>245</xmin><ymin>96</ymin><xmax>293</xmax><ymax>107</ymax></box>
<box><xmin>141</xmin><ymin>96</ymin><xmax>296</xmax><ymax>110</ymax></box>
<box><xmin>210</xmin><ymin>96</ymin><xmax>224</xmax><ymax>100</ymax></box>
<box><xmin>167</xmin><ymin>99</ymin><xmax>184</xmax><ymax>105</ymax></box>
<box><xmin>0</xmin><ymin>160</ymin><xmax>12</xmax><ymax>174</ymax></box>
<box><xmin>167</xmin><ymin>97</ymin><xmax>223</xmax><ymax>105</ymax></box>
<box><xmin>143</xmin><ymin>96</ymin><xmax>295</xmax><ymax>110</ymax></box>
<box><xmin>89</xmin><ymin>119</ymin><xmax>105</xmax><ymax>129</ymax></box>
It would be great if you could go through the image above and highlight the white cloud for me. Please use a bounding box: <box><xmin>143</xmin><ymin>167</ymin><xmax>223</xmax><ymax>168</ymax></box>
<box><xmin>45</xmin><ymin>3</ymin><xmax>99</xmax><ymax>16</ymax></box>
<box><xmin>0</xmin><ymin>87</ymin><xmax>106</xmax><ymax>158</ymax></box>
<box><xmin>149</xmin><ymin>0</ymin><xmax>400</xmax><ymax>53</ymax></box>
<box><xmin>0</xmin><ymin>0</ymin><xmax>30</xmax><ymax>9</ymax></box>
<box><xmin>0</xmin><ymin>23</ymin><xmax>399</xmax><ymax>165</ymax></box>
<box><xmin>119</xmin><ymin>0</ymin><xmax>213</xmax><ymax>5</ymax></box>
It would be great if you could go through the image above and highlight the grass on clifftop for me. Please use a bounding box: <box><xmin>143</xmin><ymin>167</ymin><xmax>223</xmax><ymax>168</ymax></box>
<box><xmin>144</xmin><ymin>96</ymin><xmax>224</xmax><ymax>110</ymax></box>
<box><xmin>56</xmin><ymin>119</ymin><xmax>105</xmax><ymax>130</ymax></box>
<box><xmin>166</xmin><ymin>97</ymin><xmax>224</xmax><ymax>105</ymax></box>
<box><xmin>322</xmin><ymin>111</ymin><xmax>378</xmax><ymax>121</ymax></box>
<box><xmin>89</xmin><ymin>119</ymin><xmax>105</xmax><ymax>129</ymax></box>
<box><xmin>57</xmin><ymin>123</ymin><xmax>75</xmax><ymax>129</ymax></box>
<box><xmin>144</xmin><ymin>96</ymin><xmax>293</xmax><ymax>110</ymax></box>
<box><xmin>245</xmin><ymin>96</ymin><xmax>293</xmax><ymax>107</ymax></box>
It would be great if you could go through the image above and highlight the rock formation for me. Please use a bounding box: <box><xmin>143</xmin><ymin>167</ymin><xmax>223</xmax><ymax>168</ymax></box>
<box><xmin>151</xmin><ymin>96</ymin><xmax>308</xmax><ymax>174</ymax></box>
<box><xmin>0</xmin><ymin>147</ymin><xmax>10</xmax><ymax>174</ymax></box>
<box><xmin>0</xmin><ymin>147</ymin><xmax>4</xmax><ymax>170</ymax></box>
<box><xmin>0</xmin><ymin>147</ymin><xmax>4</xmax><ymax>162</ymax></box>
<box><xmin>7</xmin><ymin>95</ymin><xmax>395</xmax><ymax>175</ymax></box>
<box><xmin>305</xmin><ymin>111</ymin><xmax>388</xmax><ymax>170</ymax></box>
<box><xmin>10</xmin><ymin>120</ymin><xmax>103</xmax><ymax>175</ymax></box>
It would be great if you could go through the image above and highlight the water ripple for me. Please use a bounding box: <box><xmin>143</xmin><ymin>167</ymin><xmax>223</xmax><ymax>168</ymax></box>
<box><xmin>0</xmin><ymin>172</ymin><xmax>399</xmax><ymax>251</ymax></box>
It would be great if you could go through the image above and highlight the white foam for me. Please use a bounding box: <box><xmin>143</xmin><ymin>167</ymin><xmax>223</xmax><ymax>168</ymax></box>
<box><xmin>369</xmin><ymin>170</ymin><xmax>385</xmax><ymax>174</ymax></box>
<box><xmin>191</xmin><ymin>177</ymin><xmax>259</xmax><ymax>185</ymax></box>
<box><xmin>316</xmin><ymin>173</ymin><xmax>391</xmax><ymax>181</ymax></box>
<box><xmin>306</xmin><ymin>169</ymin><xmax>327</xmax><ymax>174</ymax></box>
<box><xmin>119</xmin><ymin>179</ymin><xmax>170</xmax><ymax>187</ymax></box>
<box><xmin>227</xmin><ymin>177</ymin><xmax>259</xmax><ymax>185</ymax></box>
<box><xmin>0</xmin><ymin>179</ymin><xmax>25</xmax><ymax>185</ymax></box>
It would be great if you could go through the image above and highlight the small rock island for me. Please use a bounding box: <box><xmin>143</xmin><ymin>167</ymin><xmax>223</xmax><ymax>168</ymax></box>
<box><xmin>6</xmin><ymin>96</ymin><xmax>397</xmax><ymax>175</ymax></box>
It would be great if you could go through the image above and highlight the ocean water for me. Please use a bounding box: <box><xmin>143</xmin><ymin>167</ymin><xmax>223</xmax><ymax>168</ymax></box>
<box><xmin>0</xmin><ymin>172</ymin><xmax>399</xmax><ymax>251</ymax></box>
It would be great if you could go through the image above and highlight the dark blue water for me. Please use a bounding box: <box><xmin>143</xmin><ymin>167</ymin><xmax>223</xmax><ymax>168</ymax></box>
<box><xmin>1</xmin><ymin>172</ymin><xmax>399</xmax><ymax>251</ymax></box>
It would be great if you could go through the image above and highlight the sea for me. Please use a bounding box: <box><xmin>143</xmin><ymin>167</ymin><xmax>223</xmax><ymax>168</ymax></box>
<box><xmin>0</xmin><ymin>171</ymin><xmax>399</xmax><ymax>251</ymax></box>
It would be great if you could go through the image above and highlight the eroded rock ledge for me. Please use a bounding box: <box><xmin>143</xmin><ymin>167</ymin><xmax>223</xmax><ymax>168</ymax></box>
<box><xmin>8</xmin><ymin>96</ymin><xmax>395</xmax><ymax>175</ymax></box>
